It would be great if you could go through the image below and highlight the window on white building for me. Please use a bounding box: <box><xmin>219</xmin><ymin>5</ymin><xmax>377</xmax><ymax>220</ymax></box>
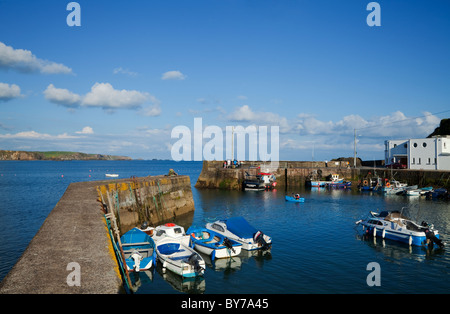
<box><xmin>427</xmin><ymin>158</ymin><xmax>431</xmax><ymax>165</ymax></box>
<box><xmin>418</xmin><ymin>158</ymin><xmax>421</xmax><ymax>164</ymax></box>
<box><xmin>412</xmin><ymin>158</ymin><xmax>415</xmax><ymax>164</ymax></box>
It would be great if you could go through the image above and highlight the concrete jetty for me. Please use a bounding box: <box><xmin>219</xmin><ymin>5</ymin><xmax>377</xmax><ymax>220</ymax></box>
<box><xmin>0</xmin><ymin>175</ymin><xmax>195</xmax><ymax>294</ymax></box>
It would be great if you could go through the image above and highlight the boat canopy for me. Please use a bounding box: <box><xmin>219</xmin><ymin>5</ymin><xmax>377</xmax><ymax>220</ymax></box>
<box><xmin>225</xmin><ymin>217</ymin><xmax>258</xmax><ymax>238</ymax></box>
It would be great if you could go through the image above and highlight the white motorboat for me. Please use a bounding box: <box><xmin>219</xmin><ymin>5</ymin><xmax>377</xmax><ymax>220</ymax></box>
<box><xmin>151</xmin><ymin>223</ymin><xmax>190</xmax><ymax>247</ymax></box>
<box><xmin>186</xmin><ymin>226</ymin><xmax>242</xmax><ymax>260</ymax></box>
<box><xmin>355</xmin><ymin>210</ymin><xmax>444</xmax><ymax>249</ymax></box>
<box><xmin>155</xmin><ymin>237</ymin><xmax>205</xmax><ymax>278</ymax></box>
<box><xmin>206</xmin><ymin>217</ymin><xmax>272</xmax><ymax>251</ymax></box>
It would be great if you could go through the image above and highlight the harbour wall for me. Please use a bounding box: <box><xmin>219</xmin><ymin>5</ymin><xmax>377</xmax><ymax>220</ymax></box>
<box><xmin>0</xmin><ymin>175</ymin><xmax>195</xmax><ymax>294</ymax></box>
<box><xmin>97</xmin><ymin>175</ymin><xmax>195</xmax><ymax>233</ymax></box>
<box><xmin>195</xmin><ymin>160</ymin><xmax>450</xmax><ymax>190</ymax></box>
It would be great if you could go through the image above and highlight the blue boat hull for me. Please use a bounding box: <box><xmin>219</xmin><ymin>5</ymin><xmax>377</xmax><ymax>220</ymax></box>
<box><xmin>120</xmin><ymin>228</ymin><xmax>156</xmax><ymax>272</ymax></box>
<box><xmin>285</xmin><ymin>195</ymin><xmax>305</xmax><ymax>202</ymax></box>
<box><xmin>187</xmin><ymin>227</ymin><xmax>242</xmax><ymax>260</ymax></box>
<box><xmin>363</xmin><ymin>225</ymin><xmax>441</xmax><ymax>248</ymax></box>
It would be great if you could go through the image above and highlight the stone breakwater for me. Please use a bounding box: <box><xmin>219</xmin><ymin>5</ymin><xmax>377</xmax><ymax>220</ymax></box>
<box><xmin>195</xmin><ymin>160</ymin><xmax>450</xmax><ymax>190</ymax></box>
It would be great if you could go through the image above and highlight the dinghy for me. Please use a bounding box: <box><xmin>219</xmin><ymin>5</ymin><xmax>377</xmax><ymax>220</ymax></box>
<box><xmin>187</xmin><ymin>226</ymin><xmax>242</xmax><ymax>260</ymax></box>
<box><xmin>285</xmin><ymin>195</ymin><xmax>305</xmax><ymax>202</ymax></box>
<box><xmin>120</xmin><ymin>228</ymin><xmax>157</xmax><ymax>272</ymax></box>
<box><xmin>156</xmin><ymin>237</ymin><xmax>205</xmax><ymax>278</ymax></box>
<box><xmin>206</xmin><ymin>217</ymin><xmax>272</xmax><ymax>251</ymax></box>
<box><xmin>355</xmin><ymin>210</ymin><xmax>444</xmax><ymax>249</ymax></box>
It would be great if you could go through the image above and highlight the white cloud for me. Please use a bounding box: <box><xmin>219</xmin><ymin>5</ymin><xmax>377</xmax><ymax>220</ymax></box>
<box><xmin>0</xmin><ymin>41</ymin><xmax>72</xmax><ymax>74</ymax></box>
<box><xmin>161</xmin><ymin>70</ymin><xmax>186</xmax><ymax>80</ymax></box>
<box><xmin>141</xmin><ymin>104</ymin><xmax>162</xmax><ymax>117</ymax></box>
<box><xmin>82</xmin><ymin>83</ymin><xmax>149</xmax><ymax>109</ymax></box>
<box><xmin>228</xmin><ymin>105</ymin><xmax>291</xmax><ymax>133</ymax></box>
<box><xmin>0</xmin><ymin>82</ymin><xmax>22</xmax><ymax>102</ymax></box>
<box><xmin>0</xmin><ymin>130</ymin><xmax>78</xmax><ymax>139</ymax></box>
<box><xmin>44</xmin><ymin>84</ymin><xmax>81</xmax><ymax>107</ymax></box>
<box><xmin>75</xmin><ymin>126</ymin><xmax>94</xmax><ymax>134</ymax></box>
<box><xmin>113</xmin><ymin>67</ymin><xmax>138</xmax><ymax>77</ymax></box>
<box><xmin>44</xmin><ymin>82</ymin><xmax>160</xmax><ymax>113</ymax></box>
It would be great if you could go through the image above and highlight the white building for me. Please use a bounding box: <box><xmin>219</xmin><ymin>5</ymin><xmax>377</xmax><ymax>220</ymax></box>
<box><xmin>385</xmin><ymin>136</ymin><xmax>450</xmax><ymax>170</ymax></box>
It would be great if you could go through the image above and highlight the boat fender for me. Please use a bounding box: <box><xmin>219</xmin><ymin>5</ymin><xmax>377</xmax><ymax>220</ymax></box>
<box><xmin>408</xmin><ymin>236</ymin><xmax>412</xmax><ymax>246</ymax></box>
<box><xmin>373</xmin><ymin>227</ymin><xmax>376</xmax><ymax>237</ymax></box>
<box><xmin>211</xmin><ymin>250</ymin><xmax>216</xmax><ymax>261</ymax></box>
<box><xmin>382</xmin><ymin>229</ymin><xmax>385</xmax><ymax>239</ymax></box>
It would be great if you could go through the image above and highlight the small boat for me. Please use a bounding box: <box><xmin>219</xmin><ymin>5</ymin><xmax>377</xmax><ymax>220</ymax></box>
<box><xmin>260</xmin><ymin>171</ymin><xmax>277</xmax><ymax>190</ymax></box>
<box><xmin>186</xmin><ymin>226</ymin><xmax>242</xmax><ymax>260</ymax></box>
<box><xmin>105</xmin><ymin>173</ymin><xmax>119</xmax><ymax>177</ymax></box>
<box><xmin>355</xmin><ymin>210</ymin><xmax>445</xmax><ymax>249</ymax></box>
<box><xmin>206</xmin><ymin>217</ymin><xmax>272</xmax><ymax>251</ymax></box>
<box><xmin>152</xmin><ymin>223</ymin><xmax>190</xmax><ymax>247</ymax></box>
<box><xmin>120</xmin><ymin>228</ymin><xmax>157</xmax><ymax>272</ymax></box>
<box><xmin>242</xmin><ymin>172</ymin><xmax>266</xmax><ymax>191</ymax></box>
<box><xmin>285</xmin><ymin>195</ymin><xmax>305</xmax><ymax>202</ymax></box>
<box><xmin>405</xmin><ymin>189</ymin><xmax>421</xmax><ymax>196</ymax></box>
<box><xmin>156</xmin><ymin>237</ymin><xmax>205</xmax><ymax>278</ymax></box>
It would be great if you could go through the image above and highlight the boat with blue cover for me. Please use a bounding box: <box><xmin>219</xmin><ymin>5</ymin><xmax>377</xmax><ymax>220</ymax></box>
<box><xmin>355</xmin><ymin>210</ymin><xmax>445</xmax><ymax>249</ymax></box>
<box><xmin>120</xmin><ymin>227</ymin><xmax>157</xmax><ymax>272</ymax></box>
<box><xmin>285</xmin><ymin>195</ymin><xmax>305</xmax><ymax>202</ymax></box>
<box><xmin>187</xmin><ymin>226</ymin><xmax>242</xmax><ymax>260</ymax></box>
<box><xmin>155</xmin><ymin>237</ymin><xmax>205</xmax><ymax>278</ymax></box>
<box><xmin>206</xmin><ymin>217</ymin><xmax>272</xmax><ymax>251</ymax></box>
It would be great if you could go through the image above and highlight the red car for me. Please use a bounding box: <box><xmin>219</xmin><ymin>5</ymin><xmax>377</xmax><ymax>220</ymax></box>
<box><xmin>387</xmin><ymin>162</ymin><xmax>407</xmax><ymax>169</ymax></box>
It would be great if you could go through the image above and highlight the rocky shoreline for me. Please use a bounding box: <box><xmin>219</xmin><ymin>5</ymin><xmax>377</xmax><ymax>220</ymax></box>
<box><xmin>0</xmin><ymin>150</ymin><xmax>131</xmax><ymax>161</ymax></box>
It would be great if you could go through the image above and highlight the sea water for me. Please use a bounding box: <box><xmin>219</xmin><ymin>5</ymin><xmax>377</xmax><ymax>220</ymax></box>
<box><xmin>0</xmin><ymin>160</ymin><xmax>449</xmax><ymax>293</ymax></box>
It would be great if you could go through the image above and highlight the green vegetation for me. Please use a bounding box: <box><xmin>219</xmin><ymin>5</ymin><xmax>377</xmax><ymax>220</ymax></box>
<box><xmin>0</xmin><ymin>150</ymin><xmax>131</xmax><ymax>161</ymax></box>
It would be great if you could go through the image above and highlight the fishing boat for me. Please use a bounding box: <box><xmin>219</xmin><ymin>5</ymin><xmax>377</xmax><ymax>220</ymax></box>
<box><xmin>242</xmin><ymin>172</ymin><xmax>266</xmax><ymax>191</ymax></box>
<box><xmin>120</xmin><ymin>228</ymin><xmax>157</xmax><ymax>272</ymax></box>
<box><xmin>285</xmin><ymin>195</ymin><xmax>305</xmax><ymax>202</ymax></box>
<box><xmin>206</xmin><ymin>217</ymin><xmax>272</xmax><ymax>251</ymax></box>
<box><xmin>151</xmin><ymin>222</ymin><xmax>191</xmax><ymax>247</ymax></box>
<box><xmin>155</xmin><ymin>237</ymin><xmax>205</xmax><ymax>278</ymax></box>
<box><xmin>186</xmin><ymin>226</ymin><xmax>242</xmax><ymax>260</ymax></box>
<box><xmin>308</xmin><ymin>174</ymin><xmax>344</xmax><ymax>188</ymax></box>
<box><xmin>260</xmin><ymin>171</ymin><xmax>277</xmax><ymax>190</ymax></box>
<box><xmin>355</xmin><ymin>210</ymin><xmax>444</xmax><ymax>249</ymax></box>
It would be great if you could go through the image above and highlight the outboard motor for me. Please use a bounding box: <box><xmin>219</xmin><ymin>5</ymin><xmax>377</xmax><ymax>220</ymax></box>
<box><xmin>424</xmin><ymin>229</ymin><xmax>445</xmax><ymax>249</ymax></box>
<box><xmin>254</xmin><ymin>231</ymin><xmax>270</xmax><ymax>250</ymax></box>
<box><xmin>223</xmin><ymin>237</ymin><xmax>235</xmax><ymax>253</ymax></box>
<box><xmin>131</xmin><ymin>250</ymin><xmax>143</xmax><ymax>272</ymax></box>
<box><xmin>188</xmin><ymin>253</ymin><xmax>204</xmax><ymax>273</ymax></box>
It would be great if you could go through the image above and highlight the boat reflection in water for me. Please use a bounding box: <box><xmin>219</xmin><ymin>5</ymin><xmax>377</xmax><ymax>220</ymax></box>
<box><xmin>155</xmin><ymin>262</ymin><xmax>206</xmax><ymax>294</ymax></box>
<box><xmin>356</xmin><ymin>232</ymin><xmax>446</xmax><ymax>262</ymax></box>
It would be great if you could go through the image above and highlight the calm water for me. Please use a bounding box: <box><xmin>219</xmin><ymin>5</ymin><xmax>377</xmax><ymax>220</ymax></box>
<box><xmin>0</xmin><ymin>160</ymin><xmax>449</xmax><ymax>293</ymax></box>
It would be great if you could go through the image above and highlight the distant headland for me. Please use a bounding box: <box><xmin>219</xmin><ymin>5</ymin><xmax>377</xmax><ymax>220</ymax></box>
<box><xmin>0</xmin><ymin>150</ymin><xmax>132</xmax><ymax>161</ymax></box>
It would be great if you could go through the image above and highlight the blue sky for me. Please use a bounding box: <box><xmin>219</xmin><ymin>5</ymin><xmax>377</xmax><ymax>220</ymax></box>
<box><xmin>1</xmin><ymin>0</ymin><xmax>449</xmax><ymax>161</ymax></box>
